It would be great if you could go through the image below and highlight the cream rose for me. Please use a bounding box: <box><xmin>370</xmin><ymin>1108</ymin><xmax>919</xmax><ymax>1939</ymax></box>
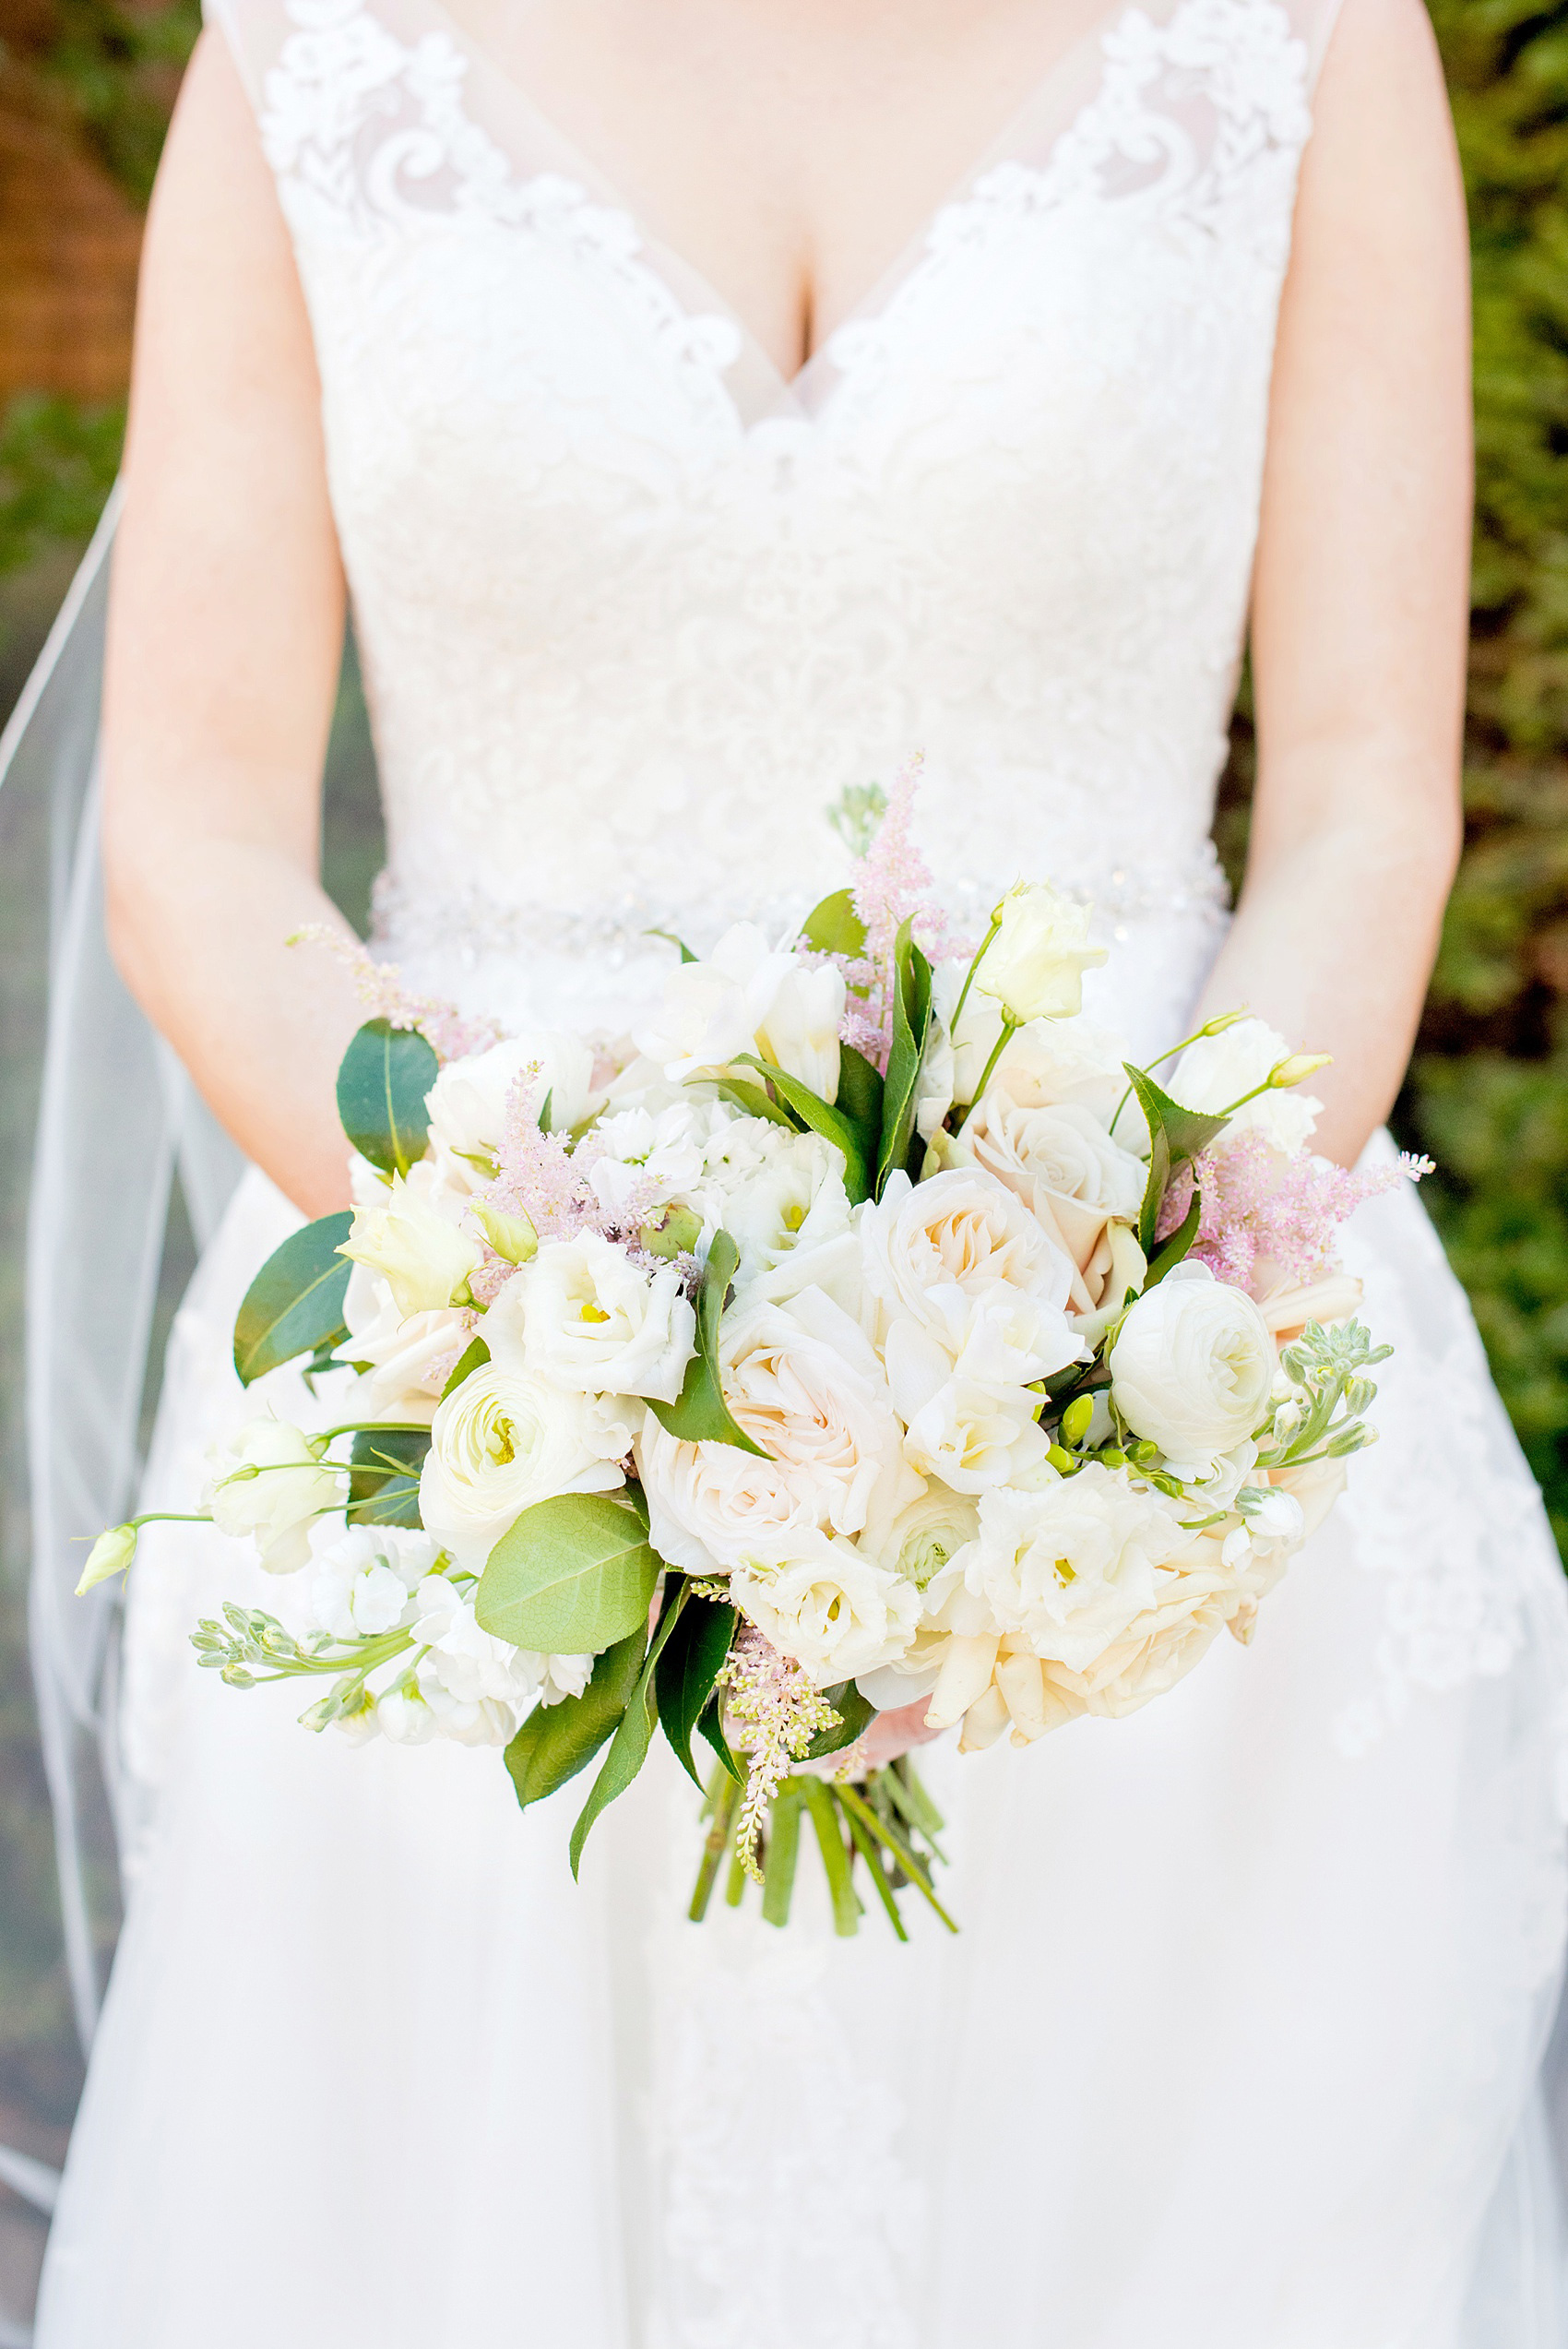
<box><xmin>859</xmin><ymin>1167</ymin><xmax>1077</xmax><ymax>1364</ymax></box>
<box><xmin>956</xmin><ymin>1085</ymin><xmax>1146</xmax><ymax>1316</ymax></box>
<box><xmin>1109</xmin><ymin>1262</ymin><xmax>1275</xmax><ymax>1472</ymax></box>
<box><xmin>339</xmin><ymin>1170</ymin><xmax>482</xmax><ymax>1320</ymax></box>
<box><xmin>487</xmin><ymin>1231</ymin><xmax>695</xmax><ymax>1403</ymax></box>
<box><xmin>204</xmin><ymin>1417</ymin><xmax>348</xmax><ymax>1575</ymax></box>
<box><xmin>730</xmin><ymin>1532</ymin><xmax>921</xmax><ymax>1687</ymax></box>
<box><xmin>418</xmin><ymin>1363</ymin><xmax>632</xmax><ymax>1568</ymax></box>
<box><xmin>974</xmin><ymin>882</ymin><xmax>1108</xmax><ymax>1024</ymax></box>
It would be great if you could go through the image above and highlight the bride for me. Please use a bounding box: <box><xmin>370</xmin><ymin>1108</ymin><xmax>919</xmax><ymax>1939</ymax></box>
<box><xmin>30</xmin><ymin>0</ymin><xmax>1568</xmax><ymax>2340</ymax></box>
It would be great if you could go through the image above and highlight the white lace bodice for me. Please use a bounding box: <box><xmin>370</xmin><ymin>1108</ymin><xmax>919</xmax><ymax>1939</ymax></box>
<box><xmin>213</xmin><ymin>0</ymin><xmax>1337</xmax><ymax>1033</ymax></box>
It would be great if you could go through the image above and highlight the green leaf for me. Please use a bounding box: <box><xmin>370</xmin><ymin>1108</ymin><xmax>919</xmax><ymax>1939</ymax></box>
<box><xmin>569</xmin><ymin>1584</ymin><xmax>690</xmax><ymax>1876</ymax></box>
<box><xmin>336</xmin><ymin>1019</ymin><xmax>440</xmax><ymax>1178</ymax></box>
<box><xmin>801</xmin><ymin>888</ymin><xmax>868</xmax><ymax>960</ymax></box>
<box><xmin>647</xmin><ymin>927</ymin><xmax>698</xmax><ymax>963</ymax></box>
<box><xmin>876</xmin><ymin>920</ymin><xmax>934</xmax><ymax>1196</ymax></box>
<box><xmin>1122</xmin><ymin>1064</ymin><xmax>1229</xmax><ymax>1257</ymax></box>
<box><xmin>503</xmin><ymin>1627</ymin><xmax>647</xmax><ymax>1810</ymax></box>
<box><xmin>836</xmin><ymin>1042</ymin><xmax>885</xmax><ymax>1165</ymax></box>
<box><xmin>476</xmin><ymin>1491</ymin><xmax>660</xmax><ymax>1653</ymax></box>
<box><xmin>346</xmin><ymin>1426</ymin><xmax>429</xmax><ymax>1528</ymax></box>
<box><xmin>714</xmin><ymin>1077</ymin><xmax>798</xmax><ymax>1129</ymax></box>
<box><xmin>440</xmin><ymin>1336</ymin><xmax>490</xmax><ymax>1399</ymax></box>
<box><xmin>1145</xmin><ymin>1186</ymin><xmax>1202</xmax><ymax>1288</ymax></box>
<box><xmin>698</xmin><ymin>1690</ymin><xmax>744</xmax><ymax>1783</ymax></box>
<box><xmin>803</xmin><ymin>1678</ymin><xmax>876</xmax><ymax>1759</ymax></box>
<box><xmin>656</xmin><ymin>1592</ymin><xmax>737</xmax><ymax>1783</ymax></box>
<box><xmin>232</xmin><ymin>1210</ymin><xmax>354</xmax><ymax>1386</ymax></box>
<box><xmin>647</xmin><ymin>1231</ymin><xmax>769</xmax><ymax>1457</ymax></box>
<box><xmin>737</xmin><ymin>1055</ymin><xmax>871</xmax><ymax>1203</ymax></box>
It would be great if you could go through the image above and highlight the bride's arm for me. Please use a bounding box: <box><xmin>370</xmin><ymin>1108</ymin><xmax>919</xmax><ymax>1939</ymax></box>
<box><xmin>101</xmin><ymin>30</ymin><xmax>362</xmax><ymax>1218</ymax></box>
<box><xmin>1196</xmin><ymin>0</ymin><xmax>1472</xmax><ymax>1167</ymax></box>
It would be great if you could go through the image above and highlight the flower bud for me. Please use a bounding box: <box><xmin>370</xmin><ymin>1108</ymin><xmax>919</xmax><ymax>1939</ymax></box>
<box><xmin>77</xmin><ymin>1521</ymin><xmax>137</xmax><ymax>1595</ymax></box>
<box><xmin>975</xmin><ymin>882</ymin><xmax>1107</xmax><ymax>1025</ymax></box>
<box><xmin>469</xmin><ymin>1200</ymin><xmax>539</xmax><ymax>1265</ymax></box>
<box><xmin>1060</xmin><ymin>1394</ymin><xmax>1095</xmax><ymax>1449</ymax></box>
<box><xmin>1267</xmin><ymin>1053</ymin><xmax>1333</xmax><ymax>1091</ymax></box>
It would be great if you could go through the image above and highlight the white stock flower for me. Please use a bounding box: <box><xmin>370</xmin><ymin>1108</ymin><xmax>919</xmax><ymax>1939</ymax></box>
<box><xmin>1109</xmin><ymin>1262</ymin><xmax>1276</xmax><ymax>1473</ymax></box>
<box><xmin>407</xmin><ymin>1573</ymin><xmax>587</xmax><ymax>1746</ymax></box>
<box><xmin>584</xmin><ymin>1099</ymin><xmax>724</xmax><ymax>1222</ymax></box>
<box><xmin>1170</xmin><ymin>1016</ymin><xmax>1322</xmax><ymax>1154</ymax></box>
<box><xmin>975</xmin><ymin>882</ymin><xmax>1107</xmax><ymax>1025</ymax></box>
<box><xmin>341</xmin><ymin>1260</ymin><xmax>469</xmax><ymax>1414</ymax></box>
<box><xmin>205</xmin><ymin>1418</ymin><xmax>347</xmax><ymax>1575</ymax></box>
<box><xmin>634</xmin><ymin>923</ymin><xmax>797</xmax><ymax>1081</ymax></box>
<box><xmin>418</xmin><ymin>1363</ymin><xmax>633</xmax><ymax>1569</ymax></box>
<box><xmin>425</xmin><ymin>1031</ymin><xmax>599</xmax><ymax>1195</ymax></box>
<box><xmin>487</xmin><ymin>1231</ymin><xmax>695</xmax><ymax>1404</ymax></box>
<box><xmin>933</xmin><ymin>1466</ymin><xmax>1185</xmax><ymax>1673</ymax></box>
<box><xmin>339</xmin><ymin>1168</ymin><xmax>482</xmax><ymax>1319</ymax></box>
<box><xmin>756</xmin><ymin>959</ymin><xmax>846</xmax><ymax>1101</ymax></box>
<box><xmin>730</xmin><ymin>1532</ymin><xmax>921</xmax><ymax>1688</ymax></box>
<box><xmin>860</xmin><ymin>1167</ymin><xmax>1079</xmax><ymax>1370</ymax></box>
<box><xmin>306</xmin><ymin>1524</ymin><xmax>436</xmax><ymax>1639</ymax></box>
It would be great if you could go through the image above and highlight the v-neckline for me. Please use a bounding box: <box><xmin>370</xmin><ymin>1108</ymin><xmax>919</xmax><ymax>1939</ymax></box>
<box><xmin>408</xmin><ymin>0</ymin><xmax>1138</xmax><ymax>414</ymax></box>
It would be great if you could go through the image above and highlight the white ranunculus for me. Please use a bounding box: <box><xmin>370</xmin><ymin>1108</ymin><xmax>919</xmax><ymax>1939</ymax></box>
<box><xmin>1170</xmin><ymin>1016</ymin><xmax>1323</xmax><ymax>1154</ymax></box>
<box><xmin>730</xmin><ymin>1532</ymin><xmax>921</xmax><ymax>1688</ymax></box>
<box><xmin>932</xmin><ymin>1466</ymin><xmax>1185</xmax><ymax>1674</ymax></box>
<box><xmin>306</xmin><ymin>1523</ymin><xmax>436</xmax><ymax>1640</ymax></box>
<box><xmin>425</xmin><ymin>1031</ymin><xmax>600</xmax><ymax>1197</ymax></box>
<box><xmin>487</xmin><ymin>1231</ymin><xmax>695</xmax><ymax>1403</ymax></box>
<box><xmin>339</xmin><ymin>1169</ymin><xmax>482</xmax><ymax>1320</ymax></box>
<box><xmin>1109</xmin><ymin>1262</ymin><xmax>1276</xmax><ymax>1473</ymax></box>
<box><xmin>756</xmin><ymin>959</ymin><xmax>846</xmax><ymax>1102</ymax></box>
<box><xmin>634</xmin><ymin>922</ymin><xmax>798</xmax><ymax>1082</ymax></box>
<box><xmin>418</xmin><ymin>1363</ymin><xmax>631</xmax><ymax>1569</ymax></box>
<box><xmin>204</xmin><ymin>1417</ymin><xmax>348</xmax><ymax>1575</ymax></box>
<box><xmin>873</xmin><ymin>1485</ymin><xmax>980</xmax><ymax>1591</ymax></box>
<box><xmin>859</xmin><ymin>1167</ymin><xmax>1077</xmax><ymax>1363</ymax></box>
<box><xmin>974</xmin><ymin>882</ymin><xmax>1108</xmax><ymax>1025</ymax></box>
<box><xmin>341</xmin><ymin>1259</ymin><xmax>469</xmax><ymax>1415</ymax></box>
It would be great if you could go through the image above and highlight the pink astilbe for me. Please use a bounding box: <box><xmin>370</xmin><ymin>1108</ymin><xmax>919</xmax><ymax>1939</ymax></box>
<box><xmin>718</xmin><ymin>1623</ymin><xmax>841</xmax><ymax>1882</ymax></box>
<box><xmin>843</xmin><ymin>757</ymin><xmax>966</xmax><ymax>1068</ymax></box>
<box><xmin>478</xmin><ymin>1067</ymin><xmax>603</xmax><ymax>1246</ymax></box>
<box><xmin>290</xmin><ymin>925</ymin><xmax>505</xmax><ymax>1064</ymax></box>
<box><xmin>1158</xmin><ymin>1130</ymin><xmax>1433</xmax><ymax>1295</ymax></box>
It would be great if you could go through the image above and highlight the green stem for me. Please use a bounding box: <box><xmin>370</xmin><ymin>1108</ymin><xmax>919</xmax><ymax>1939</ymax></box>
<box><xmin>841</xmin><ymin>1803</ymin><xmax>909</xmax><ymax>1941</ymax></box>
<box><xmin>688</xmin><ymin>1767</ymin><xmax>739</xmax><ymax>1923</ymax></box>
<box><xmin>949</xmin><ymin>913</ymin><xmax>1002</xmax><ymax>1037</ymax></box>
<box><xmin>968</xmin><ymin>1017</ymin><xmax>1019</xmax><ymax>1111</ymax></box>
<box><xmin>801</xmin><ymin>1779</ymin><xmax>861</xmax><ymax>1937</ymax></box>
<box><xmin>761</xmin><ymin>1785</ymin><xmax>804</xmax><ymax>1928</ymax></box>
<box><xmin>835</xmin><ymin>1783</ymin><xmax>959</xmax><ymax>1934</ymax></box>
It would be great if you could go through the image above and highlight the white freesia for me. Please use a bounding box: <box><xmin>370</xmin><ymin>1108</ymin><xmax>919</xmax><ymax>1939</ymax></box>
<box><xmin>339</xmin><ymin>1168</ymin><xmax>482</xmax><ymax>1319</ymax></box>
<box><xmin>418</xmin><ymin>1364</ymin><xmax>634</xmax><ymax>1568</ymax></box>
<box><xmin>487</xmin><ymin>1231</ymin><xmax>695</xmax><ymax>1403</ymax></box>
<box><xmin>205</xmin><ymin>1418</ymin><xmax>347</xmax><ymax>1575</ymax></box>
<box><xmin>634</xmin><ymin>922</ymin><xmax>797</xmax><ymax>1081</ymax></box>
<box><xmin>425</xmin><ymin>1031</ymin><xmax>600</xmax><ymax>1197</ymax></box>
<box><xmin>756</xmin><ymin>958</ymin><xmax>846</xmax><ymax>1100</ymax></box>
<box><xmin>730</xmin><ymin>1532</ymin><xmax>921</xmax><ymax>1687</ymax></box>
<box><xmin>306</xmin><ymin>1524</ymin><xmax>436</xmax><ymax>1640</ymax></box>
<box><xmin>860</xmin><ymin>1167</ymin><xmax>1079</xmax><ymax>1370</ymax></box>
<box><xmin>1170</xmin><ymin>1016</ymin><xmax>1323</xmax><ymax>1154</ymax></box>
<box><xmin>974</xmin><ymin>882</ymin><xmax>1108</xmax><ymax>1024</ymax></box>
<box><xmin>1109</xmin><ymin>1262</ymin><xmax>1276</xmax><ymax>1472</ymax></box>
<box><xmin>341</xmin><ymin>1260</ymin><xmax>469</xmax><ymax>1415</ymax></box>
<box><xmin>930</xmin><ymin>1466</ymin><xmax>1185</xmax><ymax>1675</ymax></box>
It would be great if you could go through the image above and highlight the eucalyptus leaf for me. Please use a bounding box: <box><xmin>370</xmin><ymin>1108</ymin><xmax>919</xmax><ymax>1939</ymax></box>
<box><xmin>232</xmin><ymin>1210</ymin><xmax>354</xmax><ymax>1387</ymax></box>
<box><xmin>347</xmin><ymin>1426</ymin><xmax>430</xmax><ymax>1529</ymax></box>
<box><xmin>801</xmin><ymin>888</ymin><xmax>868</xmax><ymax>960</ymax></box>
<box><xmin>656</xmin><ymin>1592</ymin><xmax>738</xmax><ymax>1783</ymax></box>
<box><xmin>476</xmin><ymin>1492</ymin><xmax>661</xmax><ymax>1653</ymax></box>
<box><xmin>648</xmin><ymin>1231</ymin><xmax>768</xmax><ymax>1458</ymax></box>
<box><xmin>336</xmin><ymin>1019</ymin><xmax>439</xmax><ymax>1177</ymax></box>
<box><xmin>876</xmin><ymin>920</ymin><xmax>934</xmax><ymax>1195</ymax></box>
<box><xmin>569</xmin><ymin>1583</ymin><xmax>690</xmax><ymax>1876</ymax></box>
<box><xmin>504</xmin><ymin>1626</ymin><xmax>647</xmax><ymax>1811</ymax></box>
<box><xmin>737</xmin><ymin>1055</ymin><xmax>870</xmax><ymax>1202</ymax></box>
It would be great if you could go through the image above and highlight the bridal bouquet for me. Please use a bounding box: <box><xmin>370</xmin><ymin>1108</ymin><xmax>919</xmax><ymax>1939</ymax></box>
<box><xmin>84</xmin><ymin>778</ymin><xmax>1421</xmax><ymax>1936</ymax></box>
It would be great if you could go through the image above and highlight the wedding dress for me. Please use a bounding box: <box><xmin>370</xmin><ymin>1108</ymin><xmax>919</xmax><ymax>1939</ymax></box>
<box><xmin>32</xmin><ymin>0</ymin><xmax>1568</xmax><ymax>2341</ymax></box>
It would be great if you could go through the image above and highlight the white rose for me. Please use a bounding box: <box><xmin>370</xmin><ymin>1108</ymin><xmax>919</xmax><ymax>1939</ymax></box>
<box><xmin>756</xmin><ymin>959</ymin><xmax>846</xmax><ymax>1102</ymax></box>
<box><xmin>931</xmin><ymin>1466</ymin><xmax>1184</xmax><ymax>1676</ymax></box>
<box><xmin>418</xmin><ymin>1363</ymin><xmax>632</xmax><ymax>1569</ymax></box>
<box><xmin>974</xmin><ymin>882</ymin><xmax>1108</xmax><ymax>1025</ymax></box>
<box><xmin>953</xmin><ymin>1086</ymin><xmax>1146</xmax><ymax>1318</ymax></box>
<box><xmin>339</xmin><ymin>1169</ymin><xmax>482</xmax><ymax>1319</ymax></box>
<box><xmin>1109</xmin><ymin>1262</ymin><xmax>1276</xmax><ymax>1472</ymax></box>
<box><xmin>859</xmin><ymin>1167</ymin><xmax>1079</xmax><ymax>1368</ymax></box>
<box><xmin>634</xmin><ymin>922</ymin><xmax>797</xmax><ymax>1082</ymax></box>
<box><xmin>486</xmin><ymin>1231</ymin><xmax>695</xmax><ymax>1404</ymax></box>
<box><xmin>425</xmin><ymin>1031</ymin><xmax>600</xmax><ymax>1196</ymax></box>
<box><xmin>1170</xmin><ymin>1017</ymin><xmax>1323</xmax><ymax>1154</ymax></box>
<box><xmin>730</xmin><ymin>1532</ymin><xmax>921</xmax><ymax>1687</ymax></box>
<box><xmin>306</xmin><ymin>1523</ymin><xmax>436</xmax><ymax>1639</ymax></box>
<box><xmin>204</xmin><ymin>1417</ymin><xmax>347</xmax><ymax>1575</ymax></box>
<box><xmin>342</xmin><ymin>1260</ymin><xmax>469</xmax><ymax>1414</ymax></box>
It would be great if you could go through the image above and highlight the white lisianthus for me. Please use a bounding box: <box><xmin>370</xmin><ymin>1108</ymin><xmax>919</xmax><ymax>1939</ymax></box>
<box><xmin>930</xmin><ymin>1465</ymin><xmax>1185</xmax><ymax>1675</ymax></box>
<box><xmin>730</xmin><ymin>1532</ymin><xmax>921</xmax><ymax>1687</ymax></box>
<box><xmin>487</xmin><ymin>1231</ymin><xmax>695</xmax><ymax>1404</ymax></box>
<box><xmin>205</xmin><ymin>1418</ymin><xmax>347</xmax><ymax>1575</ymax></box>
<box><xmin>859</xmin><ymin>1168</ymin><xmax>1077</xmax><ymax>1364</ymax></box>
<box><xmin>718</xmin><ymin>1132</ymin><xmax>854</xmax><ymax>1294</ymax></box>
<box><xmin>418</xmin><ymin>1363</ymin><xmax>633</xmax><ymax>1569</ymax></box>
<box><xmin>341</xmin><ymin>1260</ymin><xmax>469</xmax><ymax>1415</ymax></box>
<box><xmin>306</xmin><ymin>1523</ymin><xmax>436</xmax><ymax>1639</ymax></box>
<box><xmin>756</xmin><ymin>958</ymin><xmax>846</xmax><ymax>1102</ymax></box>
<box><xmin>1170</xmin><ymin>1016</ymin><xmax>1323</xmax><ymax>1154</ymax></box>
<box><xmin>339</xmin><ymin>1169</ymin><xmax>482</xmax><ymax>1319</ymax></box>
<box><xmin>425</xmin><ymin>1031</ymin><xmax>600</xmax><ymax>1196</ymax></box>
<box><xmin>975</xmin><ymin>882</ymin><xmax>1108</xmax><ymax>1025</ymax></box>
<box><xmin>634</xmin><ymin>922</ymin><xmax>797</xmax><ymax>1081</ymax></box>
<box><xmin>1109</xmin><ymin>1262</ymin><xmax>1276</xmax><ymax>1473</ymax></box>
